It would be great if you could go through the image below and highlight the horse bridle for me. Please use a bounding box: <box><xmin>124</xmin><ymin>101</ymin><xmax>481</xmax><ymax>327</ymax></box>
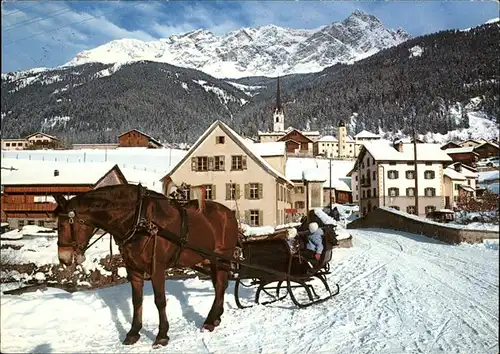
<box><xmin>56</xmin><ymin>184</ymin><xmax>147</xmax><ymax>254</ymax></box>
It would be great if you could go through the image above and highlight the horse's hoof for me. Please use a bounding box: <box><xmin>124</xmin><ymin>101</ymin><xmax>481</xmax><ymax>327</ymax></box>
<box><xmin>152</xmin><ymin>337</ymin><xmax>169</xmax><ymax>348</ymax></box>
<box><xmin>202</xmin><ymin>323</ymin><xmax>216</xmax><ymax>332</ymax></box>
<box><xmin>123</xmin><ymin>334</ymin><xmax>140</xmax><ymax>345</ymax></box>
<box><xmin>213</xmin><ymin>319</ymin><xmax>221</xmax><ymax>327</ymax></box>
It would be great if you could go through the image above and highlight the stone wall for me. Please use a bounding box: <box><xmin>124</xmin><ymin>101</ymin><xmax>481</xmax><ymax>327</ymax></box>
<box><xmin>347</xmin><ymin>207</ymin><xmax>499</xmax><ymax>244</ymax></box>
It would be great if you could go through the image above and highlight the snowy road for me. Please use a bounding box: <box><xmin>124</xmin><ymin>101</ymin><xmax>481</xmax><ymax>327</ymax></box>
<box><xmin>1</xmin><ymin>228</ymin><xmax>498</xmax><ymax>353</ymax></box>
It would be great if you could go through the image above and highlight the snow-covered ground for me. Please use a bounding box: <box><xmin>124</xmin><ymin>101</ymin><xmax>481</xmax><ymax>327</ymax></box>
<box><xmin>1</xmin><ymin>228</ymin><xmax>498</xmax><ymax>353</ymax></box>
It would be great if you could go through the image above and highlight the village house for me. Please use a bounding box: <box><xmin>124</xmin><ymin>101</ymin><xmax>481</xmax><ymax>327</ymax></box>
<box><xmin>440</xmin><ymin>141</ymin><xmax>461</xmax><ymax>150</ymax></box>
<box><xmin>1</xmin><ymin>138</ymin><xmax>30</xmax><ymax>151</ymax></box>
<box><xmin>473</xmin><ymin>141</ymin><xmax>499</xmax><ymax>159</ymax></box>
<box><xmin>0</xmin><ymin>159</ymin><xmax>127</xmax><ymax>229</ymax></box>
<box><xmin>161</xmin><ymin>120</ymin><xmax>294</xmax><ymax>227</ymax></box>
<box><xmin>25</xmin><ymin>132</ymin><xmax>61</xmax><ymax>148</ymax></box>
<box><xmin>443</xmin><ymin>146</ymin><xmax>480</xmax><ymax>166</ymax></box>
<box><xmin>443</xmin><ymin>162</ymin><xmax>478</xmax><ymax>209</ymax></box>
<box><xmin>118</xmin><ymin>129</ymin><xmax>163</xmax><ymax>148</ymax></box>
<box><xmin>350</xmin><ymin>141</ymin><xmax>453</xmax><ymax>217</ymax></box>
<box><xmin>459</xmin><ymin>139</ymin><xmax>486</xmax><ymax>148</ymax></box>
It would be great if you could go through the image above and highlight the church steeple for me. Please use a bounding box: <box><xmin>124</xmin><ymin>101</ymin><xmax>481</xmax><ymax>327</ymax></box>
<box><xmin>273</xmin><ymin>76</ymin><xmax>285</xmax><ymax>132</ymax></box>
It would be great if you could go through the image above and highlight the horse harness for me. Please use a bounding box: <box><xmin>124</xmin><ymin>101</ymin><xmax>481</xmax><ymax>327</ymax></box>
<box><xmin>58</xmin><ymin>184</ymin><xmax>190</xmax><ymax>279</ymax></box>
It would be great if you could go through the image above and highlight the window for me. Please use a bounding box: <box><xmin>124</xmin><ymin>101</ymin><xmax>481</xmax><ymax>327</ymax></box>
<box><xmin>204</xmin><ymin>184</ymin><xmax>214</xmax><ymax>200</ymax></box>
<box><xmin>367</xmin><ymin>159</ymin><xmax>370</xmax><ymax>167</ymax></box>
<box><xmin>389</xmin><ymin>206</ymin><xmax>400</xmax><ymax>211</ymax></box>
<box><xmin>214</xmin><ymin>156</ymin><xmax>225</xmax><ymax>171</ymax></box>
<box><xmin>27</xmin><ymin>220</ymin><xmax>35</xmax><ymax>225</ymax></box>
<box><xmin>406</xmin><ymin>170</ymin><xmax>415</xmax><ymax>179</ymax></box>
<box><xmin>231</xmin><ymin>155</ymin><xmax>247</xmax><ymax>170</ymax></box>
<box><xmin>425</xmin><ymin>187</ymin><xmax>436</xmax><ymax>197</ymax></box>
<box><xmin>424</xmin><ymin>170</ymin><xmax>435</xmax><ymax>179</ymax></box>
<box><xmin>38</xmin><ymin>220</ymin><xmax>45</xmax><ymax>227</ymax></box>
<box><xmin>294</xmin><ymin>186</ymin><xmax>304</xmax><ymax>193</ymax></box>
<box><xmin>388</xmin><ymin>188</ymin><xmax>399</xmax><ymax>197</ymax></box>
<box><xmin>355</xmin><ymin>175</ymin><xmax>358</xmax><ymax>181</ymax></box>
<box><xmin>389</xmin><ymin>162</ymin><xmax>397</xmax><ymax>166</ymax></box>
<box><xmin>6</xmin><ymin>143</ymin><xmax>10</xmax><ymax>147</ymax></box>
<box><xmin>425</xmin><ymin>162</ymin><xmax>432</xmax><ymax>166</ymax></box>
<box><xmin>362</xmin><ymin>190</ymin><xmax>366</xmax><ymax>198</ymax></box>
<box><xmin>215</xmin><ymin>136</ymin><xmax>225</xmax><ymax>144</ymax></box>
<box><xmin>367</xmin><ymin>190</ymin><xmax>372</xmax><ymax>198</ymax></box>
<box><xmin>406</xmin><ymin>206</ymin><xmax>416</xmax><ymax>214</ymax></box>
<box><xmin>373</xmin><ymin>188</ymin><xmax>377</xmax><ymax>197</ymax></box>
<box><xmin>197</xmin><ymin>157</ymin><xmax>208</xmax><ymax>171</ymax></box>
<box><xmin>372</xmin><ymin>171</ymin><xmax>377</xmax><ymax>181</ymax></box>
<box><xmin>467</xmin><ymin>179</ymin><xmax>471</xmax><ymax>186</ymax></box>
<box><xmin>225</xmin><ymin>183</ymin><xmax>239</xmax><ymax>200</ymax></box>
<box><xmin>249</xmin><ymin>210</ymin><xmax>261</xmax><ymax>226</ymax></box>
<box><xmin>388</xmin><ymin>170</ymin><xmax>399</xmax><ymax>179</ymax></box>
<box><xmin>425</xmin><ymin>206</ymin><xmax>436</xmax><ymax>214</ymax></box>
<box><xmin>295</xmin><ymin>201</ymin><xmax>305</xmax><ymax>209</ymax></box>
<box><xmin>18</xmin><ymin>220</ymin><xmax>25</xmax><ymax>228</ymax></box>
<box><xmin>248</xmin><ymin>183</ymin><xmax>260</xmax><ymax>199</ymax></box>
<box><xmin>454</xmin><ymin>184</ymin><xmax>460</xmax><ymax>191</ymax></box>
<box><xmin>373</xmin><ymin>158</ymin><xmax>375</xmax><ymax>165</ymax></box>
<box><xmin>407</xmin><ymin>161</ymin><xmax>415</xmax><ymax>166</ymax></box>
<box><xmin>406</xmin><ymin>187</ymin><xmax>415</xmax><ymax>197</ymax></box>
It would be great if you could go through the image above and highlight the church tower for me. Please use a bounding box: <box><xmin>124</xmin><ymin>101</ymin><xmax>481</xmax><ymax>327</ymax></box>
<box><xmin>273</xmin><ymin>76</ymin><xmax>285</xmax><ymax>132</ymax></box>
<box><xmin>338</xmin><ymin>120</ymin><xmax>347</xmax><ymax>158</ymax></box>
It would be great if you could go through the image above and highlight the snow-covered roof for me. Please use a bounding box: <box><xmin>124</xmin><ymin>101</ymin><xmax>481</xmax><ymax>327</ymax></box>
<box><xmin>459</xmin><ymin>184</ymin><xmax>475</xmax><ymax>193</ymax></box>
<box><xmin>118</xmin><ymin>129</ymin><xmax>163</xmax><ymax>147</ymax></box>
<box><xmin>476</xmin><ymin>141</ymin><xmax>499</xmax><ymax>149</ymax></box>
<box><xmin>249</xmin><ymin>142</ymin><xmax>285</xmax><ymax>156</ymax></box>
<box><xmin>302</xmin><ymin>168</ymin><xmax>327</xmax><ymax>182</ymax></box>
<box><xmin>362</xmin><ymin>141</ymin><xmax>453</xmax><ymax>162</ymax></box>
<box><xmin>445</xmin><ymin>147</ymin><xmax>477</xmax><ymax>154</ymax></box>
<box><xmin>0</xmin><ymin>159</ymin><xmax>121</xmax><ymax>186</ymax></box>
<box><xmin>24</xmin><ymin>132</ymin><xmax>60</xmax><ymax>141</ymax></box>
<box><xmin>318</xmin><ymin>135</ymin><xmax>338</xmax><ymax>142</ymax></box>
<box><xmin>354</xmin><ymin>130</ymin><xmax>380</xmax><ymax>139</ymax></box>
<box><xmin>444</xmin><ymin>168</ymin><xmax>467</xmax><ymax>181</ymax></box>
<box><xmin>479</xmin><ymin>170</ymin><xmax>499</xmax><ymax>183</ymax></box>
<box><xmin>448</xmin><ymin>163</ymin><xmax>478</xmax><ymax>179</ymax></box>
<box><xmin>285</xmin><ymin>157</ymin><xmax>354</xmax><ymax>191</ymax></box>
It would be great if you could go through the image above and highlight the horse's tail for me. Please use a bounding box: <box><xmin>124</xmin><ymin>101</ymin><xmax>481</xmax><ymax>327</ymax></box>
<box><xmin>190</xmin><ymin>185</ymin><xmax>206</xmax><ymax>213</ymax></box>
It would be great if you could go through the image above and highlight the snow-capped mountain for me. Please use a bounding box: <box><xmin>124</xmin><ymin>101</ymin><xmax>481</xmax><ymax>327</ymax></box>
<box><xmin>63</xmin><ymin>10</ymin><xmax>410</xmax><ymax>78</ymax></box>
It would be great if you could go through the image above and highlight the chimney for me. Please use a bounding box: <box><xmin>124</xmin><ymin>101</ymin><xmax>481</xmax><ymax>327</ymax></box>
<box><xmin>393</xmin><ymin>140</ymin><xmax>403</xmax><ymax>152</ymax></box>
<box><xmin>454</xmin><ymin>164</ymin><xmax>462</xmax><ymax>172</ymax></box>
<box><xmin>54</xmin><ymin>169</ymin><xmax>59</xmax><ymax>177</ymax></box>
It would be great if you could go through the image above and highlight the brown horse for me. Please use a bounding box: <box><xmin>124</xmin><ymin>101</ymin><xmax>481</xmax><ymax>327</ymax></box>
<box><xmin>53</xmin><ymin>183</ymin><xmax>239</xmax><ymax>348</ymax></box>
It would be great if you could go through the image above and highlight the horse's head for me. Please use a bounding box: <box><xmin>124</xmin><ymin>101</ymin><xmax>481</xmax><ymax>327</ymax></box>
<box><xmin>53</xmin><ymin>194</ymin><xmax>96</xmax><ymax>266</ymax></box>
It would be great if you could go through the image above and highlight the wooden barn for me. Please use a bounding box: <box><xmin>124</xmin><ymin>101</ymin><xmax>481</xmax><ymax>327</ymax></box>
<box><xmin>473</xmin><ymin>141</ymin><xmax>499</xmax><ymax>159</ymax></box>
<box><xmin>118</xmin><ymin>129</ymin><xmax>163</xmax><ymax>148</ymax></box>
<box><xmin>444</xmin><ymin>147</ymin><xmax>480</xmax><ymax>167</ymax></box>
<box><xmin>0</xmin><ymin>162</ymin><xmax>127</xmax><ymax>229</ymax></box>
<box><xmin>277</xmin><ymin>129</ymin><xmax>313</xmax><ymax>155</ymax></box>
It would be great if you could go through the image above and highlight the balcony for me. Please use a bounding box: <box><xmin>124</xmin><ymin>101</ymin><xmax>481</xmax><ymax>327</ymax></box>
<box><xmin>361</xmin><ymin>178</ymin><xmax>371</xmax><ymax>187</ymax></box>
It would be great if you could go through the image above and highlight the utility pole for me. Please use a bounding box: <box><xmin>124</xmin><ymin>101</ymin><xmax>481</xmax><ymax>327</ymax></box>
<box><xmin>329</xmin><ymin>156</ymin><xmax>333</xmax><ymax>209</ymax></box>
<box><xmin>412</xmin><ymin>108</ymin><xmax>419</xmax><ymax>216</ymax></box>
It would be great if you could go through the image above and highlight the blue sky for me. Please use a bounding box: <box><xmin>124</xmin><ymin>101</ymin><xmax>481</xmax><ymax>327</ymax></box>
<box><xmin>1</xmin><ymin>0</ymin><xmax>498</xmax><ymax>73</ymax></box>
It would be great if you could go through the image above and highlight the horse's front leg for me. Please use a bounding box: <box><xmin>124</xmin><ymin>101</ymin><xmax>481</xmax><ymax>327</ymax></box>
<box><xmin>123</xmin><ymin>270</ymin><xmax>144</xmax><ymax>345</ymax></box>
<box><xmin>151</xmin><ymin>262</ymin><xmax>169</xmax><ymax>348</ymax></box>
<box><xmin>203</xmin><ymin>262</ymin><xmax>229</xmax><ymax>332</ymax></box>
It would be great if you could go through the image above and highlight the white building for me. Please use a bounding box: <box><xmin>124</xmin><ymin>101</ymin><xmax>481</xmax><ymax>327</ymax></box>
<box><xmin>350</xmin><ymin>141</ymin><xmax>453</xmax><ymax>217</ymax></box>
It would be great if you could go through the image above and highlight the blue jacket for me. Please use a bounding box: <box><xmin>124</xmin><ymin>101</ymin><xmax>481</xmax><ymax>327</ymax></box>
<box><xmin>306</xmin><ymin>228</ymin><xmax>324</xmax><ymax>254</ymax></box>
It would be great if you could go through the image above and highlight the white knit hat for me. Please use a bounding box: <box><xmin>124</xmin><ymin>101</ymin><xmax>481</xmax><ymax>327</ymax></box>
<box><xmin>308</xmin><ymin>222</ymin><xmax>319</xmax><ymax>233</ymax></box>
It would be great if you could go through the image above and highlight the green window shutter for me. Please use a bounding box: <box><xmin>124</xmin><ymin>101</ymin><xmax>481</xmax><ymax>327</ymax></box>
<box><xmin>212</xmin><ymin>184</ymin><xmax>216</xmax><ymax>200</ymax></box>
<box><xmin>258</xmin><ymin>183</ymin><xmax>263</xmax><ymax>199</ymax></box>
<box><xmin>258</xmin><ymin>210</ymin><xmax>263</xmax><ymax>226</ymax></box>
<box><xmin>245</xmin><ymin>210</ymin><xmax>250</xmax><ymax>224</ymax></box>
<box><xmin>276</xmin><ymin>183</ymin><xmax>279</xmax><ymax>201</ymax></box>
<box><xmin>225</xmin><ymin>183</ymin><xmax>230</xmax><ymax>200</ymax></box>
<box><xmin>242</xmin><ymin>155</ymin><xmax>247</xmax><ymax>169</ymax></box>
<box><xmin>236</xmin><ymin>184</ymin><xmax>241</xmax><ymax>199</ymax></box>
<box><xmin>191</xmin><ymin>157</ymin><xmax>197</xmax><ymax>171</ymax></box>
<box><xmin>244</xmin><ymin>183</ymin><xmax>250</xmax><ymax>199</ymax></box>
<box><xmin>208</xmin><ymin>157</ymin><xmax>214</xmax><ymax>171</ymax></box>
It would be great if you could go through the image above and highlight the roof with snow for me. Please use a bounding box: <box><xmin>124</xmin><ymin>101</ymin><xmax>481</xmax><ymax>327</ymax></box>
<box><xmin>445</xmin><ymin>147</ymin><xmax>478</xmax><ymax>154</ymax></box>
<box><xmin>354</xmin><ymin>130</ymin><xmax>380</xmax><ymax>139</ymax></box>
<box><xmin>318</xmin><ymin>135</ymin><xmax>338</xmax><ymax>142</ymax></box>
<box><xmin>24</xmin><ymin>132</ymin><xmax>60</xmax><ymax>141</ymax></box>
<box><xmin>361</xmin><ymin>141</ymin><xmax>453</xmax><ymax>162</ymax></box>
<box><xmin>444</xmin><ymin>168</ymin><xmax>467</xmax><ymax>181</ymax></box>
<box><xmin>448</xmin><ymin>163</ymin><xmax>478</xmax><ymax>178</ymax></box>
<box><xmin>285</xmin><ymin>157</ymin><xmax>354</xmax><ymax>191</ymax></box>
<box><xmin>249</xmin><ymin>142</ymin><xmax>285</xmax><ymax>156</ymax></box>
<box><xmin>163</xmin><ymin>120</ymin><xmax>293</xmax><ymax>185</ymax></box>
